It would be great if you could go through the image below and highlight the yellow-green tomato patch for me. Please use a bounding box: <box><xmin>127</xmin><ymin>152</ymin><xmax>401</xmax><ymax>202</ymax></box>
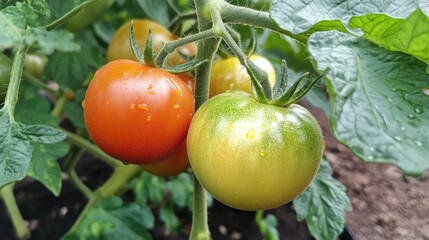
<box><xmin>187</xmin><ymin>90</ymin><xmax>325</xmax><ymax>211</ymax></box>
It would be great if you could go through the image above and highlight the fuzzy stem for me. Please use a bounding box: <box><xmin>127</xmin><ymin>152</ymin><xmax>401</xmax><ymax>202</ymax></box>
<box><xmin>1</xmin><ymin>184</ymin><xmax>30</xmax><ymax>240</ymax></box>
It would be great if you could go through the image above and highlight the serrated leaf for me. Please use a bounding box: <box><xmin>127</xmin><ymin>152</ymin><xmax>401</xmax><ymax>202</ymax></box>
<box><xmin>349</xmin><ymin>9</ymin><xmax>429</xmax><ymax>64</ymax></box>
<box><xmin>25</xmin><ymin>28</ymin><xmax>80</xmax><ymax>54</ymax></box>
<box><xmin>0</xmin><ymin>5</ymin><xmax>27</xmax><ymax>50</ymax></box>
<box><xmin>271</xmin><ymin>0</ymin><xmax>424</xmax><ymax>36</ymax></box>
<box><xmin>27</xmin><ymin>141</ymin><xmax>69</xmax><ymax>196</ymax></box>
<box><xmin>0</xmin><ymin>111</ymin><xmax>33</xmax><ymax>188</ymax></box>
<box><xmin>45</xmin><ymin>31</ymin><xmax>104</xmax><ymax>90</ymax></box>
<box><xmin>129</xmin><ymin>172</ymin><xmax>166</xmax><ymax>204</ymax></box>
<box><xmin>21</xmin><ymin>124</ymin><xmax>66</xmax><ymax>144</ymax></box>
<box><xmin>62</xmin><ymin>197</ymin><xmax>153</xmax><ymax>240</ymax></box>
<box><xmin>293</xmin><ymin>159</ymin><xmax>351</xmax><ymax>240</ymax></box>
<box><xmin>15</xmin><ymin>83</ymin><xmax>69</xmax><ymax>195</ymax></box>
<box><xmin>308</xmin><ymin>30</ymin><xmax>429</xmax><ymax>176</ymax></box>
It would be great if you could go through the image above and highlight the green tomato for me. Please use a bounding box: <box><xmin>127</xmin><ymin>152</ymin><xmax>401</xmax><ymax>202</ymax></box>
<box><xmin>187</xmin><ymin>90</ymin><xmax>324</xmax><ymax>210</ymax></box>
<box><xmin>24</xmin><ymin>53</ymin><xmax>48</xmax><ymax>78</ymax></box>
<box><xmin>0</xmin><ymin>54</ymin><xmax>12</xmax><ymax>102</ymax></box>
<box><xmin>67</xmin><ymin>0</ymin><xmax>115</xmax><ymax>31</ymax></box>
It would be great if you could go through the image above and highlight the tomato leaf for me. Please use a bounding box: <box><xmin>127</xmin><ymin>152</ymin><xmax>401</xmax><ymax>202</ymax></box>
<box><xmin>0</xmin><ymin>111</ymin><xmax>33</xmax><ymax>188</ymax></box>
<box><xmin>293</xmin><ymin>159</ymin><xmax>352</xmax><ymax>240</ymax></box>
<box><xmin>62</xmin><ymin>197</ymin><xmax>154</xmax><ymax>240</ymax></box>
<box><xmin>308</xmin><ymin>30</ymin><xmax>429</xmax><ymax>176</ymax></box>
<box><xmin>63</xmin><ymin>89</ymin><xmax>86</xmax><ymax>129</ymax></box>
<box><xmin>166</xmin><ymin>173</ymin><xmax>194</xmax><ymax>209</ymax></box>
<box><xmin>129</xmin><ymin>172</ymin><xmax>166</xmax><ymax>204</ymax></box>
<box><xmin>271</xmin><ymin>0</ymin><xmax>429</xmax><ymax>64</ymax></box>
<box><xmin>255</xmin><ymin>211</ymin><xmax>280</xmax><ymax>240</ymax></box>
<box><xmin>15</xmin><ymin>83</ymin><xmax>69</xmax><ymax>195</ymax></box>
<box><xmin>349</xmin><ymin>9</ymin><xmax>429</xmax><ymax>64</ymax></box>
<box><xmin>24</xmin><ymin>28</ymin><xmax>80</xmax><ymax>54</ymax></box>
<box><xmin>45</xmin><ymin>31</ymin><xmax>105</xmax><ymax>90</ymax></box>
<box><xmin>160</xmin><ymin>202</ymin><xmax>180</xmax><ymax>233</ymax></box>
<box><xmin>136</xmin><ymin>0</ymin><xmax>171</xmax><ymax>27</ymax></box>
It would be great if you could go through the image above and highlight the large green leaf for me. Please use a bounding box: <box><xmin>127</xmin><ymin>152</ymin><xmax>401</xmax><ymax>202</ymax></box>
<box><xmin>270</xmin><ymin>0</ymin><xmax>424</xmax><ymax>35</ymax></box>
<box><xmin>271</xmin><ymin>0</ymin><xmax>429</xmax><ymax>63</ymax></box>
<box><xmin>293</xmin><ymin>159</ymin><xmax>351</xmax><ymax>240</ymax></box>
<box><xmin>308</xmin><ymin>30</ymin><xmax>429</xmax><ymax>176</ymax></box>
<box><xmin>349</xmin><ymin>9</ymin><xmax>429</xmax><ymax>64</ymax></box>
<box><xmin>62</xmin><ymin>197</ymin><xmax>154</xmax><ymax>240</ymax></box>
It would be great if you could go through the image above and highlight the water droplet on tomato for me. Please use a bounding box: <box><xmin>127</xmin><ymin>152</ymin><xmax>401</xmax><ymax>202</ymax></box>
<box><xmin>259</xmin><ymin>151</ymin><xmax>267</xmax><ymax>157</ymax></box>
<box><xmin>81</xmin><ymin>100</ymin><xmax>85</xmax><ymax>108</ymax></box>
<box><xmin>173</xmin><ymin>104</ymin><xmax>180</xmax><ymax>109</ymax></box>
<box><xmin>146</xmin><ymin>115</ymin><xmax>152</xmax><ymax>121</ymax></box>
<box><xmin>148</xmin><ymin>85</ymin><xmax>155</xmax><ymax>95</ymax></box>
<box><xmin>246</xmin><ymin>129</ymin><xmax>256</xmax><ymax>140</ymax></box>
<box><xmin>130</xmin><ymin>103</ymin><xmax>135</xmax><ymax>109</ymax></box>
<box><xmin>138</xmin><ymin>103</ymin><xmax>150</xmax><ymax>110</ymax></box>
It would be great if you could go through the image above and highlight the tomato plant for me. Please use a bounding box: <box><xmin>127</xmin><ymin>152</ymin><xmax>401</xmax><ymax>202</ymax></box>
<box><xmin>210</xmin><ymin>55</ymin><xmax>276</xmax><ymax>96</ymax></box>
<box><xmin>83</xmin><ymin>59</ymin><xmax>194</xmax><ymax>164</ymax></box>
<box><xmin>187</xmin><ymin>90</ymin><xmax>324</xmax><ymax>210</ymax></box>
<box><xmin>107</xmin><ymin>19</ymin><xmax>197</xmax><ymax>66</ymax></box>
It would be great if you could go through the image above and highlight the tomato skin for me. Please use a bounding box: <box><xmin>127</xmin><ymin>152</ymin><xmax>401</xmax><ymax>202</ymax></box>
<box><xmin>210</xmin><ymin>55</ymin><xmax>276</xmax><ymax>96</ymax></box>
<box><xmin>107</xmin><ymin>20</ymin><xmax>197</xmax><ymax>66</ymax></box>
<box><xmin>141</xmin><ymin>74</ymin><xmax>194</xmax><ymax>176</ymax></box>
<box><xmin>141</xmin><ymin>141</ymin><xmax>189</xmax><ymax>177</ymax></box>
<box><xmin>24</xmin><ymin>53</ymin><xmax>48</xmax><ymax>78</ymax></box>
<box><xmin>83</xmin><ymin>59</ymin><xmax>195</xmax><ymax>164</ymax></box>
<box><xmin>187</xmin><ymin>91</ymin><xmax>324</xmax><ymax>210</ymax></box>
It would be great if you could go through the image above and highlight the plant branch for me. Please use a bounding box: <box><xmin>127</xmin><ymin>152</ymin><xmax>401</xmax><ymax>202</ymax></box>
<box><xmin>220</xmin><ymin>2</ymin><xmax>307</xmax><ymax>43</ymax></box>
<box><xmin>0</xmin><ymin>184</ymin><xmax>30</xmax><ymax>240</ymax></box>
<box><xmin>155</xmin><ymin>28</ymin><xmax>217</xmax><ymax>67</ymax></box>
<box><xmin>45</xmin><ymin>0</ymin><xmax>101</xmax><ymax>30</ymax></box>
<box><xmin>70</xmin><ymin>164</ymin><xmax>142</xmax><ymax>231</ymax></box>
<box><xmin>62</xmin><ymin>129</ymin><xmax>121</xmax><ymax>168</ymax></box>
<box><xmin>4</xmin><ymin>41</ymin><xmax>28</xmax><ymax>122</ymax></box>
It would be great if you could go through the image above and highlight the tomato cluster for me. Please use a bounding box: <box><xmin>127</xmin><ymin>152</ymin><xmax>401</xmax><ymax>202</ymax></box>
<box><xmin>84</xmin><ymin>19</ymin><xmax>324</xmax><ymax>210</ymax></box>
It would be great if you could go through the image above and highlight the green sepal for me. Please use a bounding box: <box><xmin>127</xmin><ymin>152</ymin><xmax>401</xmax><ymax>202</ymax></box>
<box><xmin>272</xmin><ymin>60</ymin><xmax>289</xmax><ymax>99</ymax></box>
<box><xmin>143</xmin><ymin>29</ymin><xmax>156</xmax><ymax>67</ymax></box>
<box><xmin>244</xmin><ymin>28</ymin><xmax>257</xmax><ymax>57</ymax></box>
<box><xmin>246</xmin><ymin>59</ymin><xmax>272</xmax><ymax>103</ymax></box>
<box><xmin>129</xmin><ymin>20</ymin><xmax>145</xmax><ymax>63</ymax></box>
<box><xmin>162</xmin><ymin>58</ymin><xmax>208</xmax><ymax>74</ymax></box>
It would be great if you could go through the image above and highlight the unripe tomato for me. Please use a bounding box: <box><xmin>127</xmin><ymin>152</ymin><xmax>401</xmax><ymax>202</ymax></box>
<box><xmin>210</xmin><ymin>55</ymin><xmax>276</xmax><ymax>96</ymax></box>
<box><xmin>107</xmin><ymin>20</ymin><xmax>197</xmax><ymax>66</ymax></box>
<box><xmin>24</xmin><ymin>53</ymin><xmax>48</xmax><ymax>78</ymax></box>
<box><xmin>141</xmin><ymin>141</ymin><xmax>189</xmax><ymax>177</ymax></box>
<box><xmin>83</xmin><ymin>59</ymin><xmax>195</xmax><ymax>164</ymax></box>
<box><xmin>67</xmin><ymin>0</ymin><xmax>115</xmax><ymax>31</ymax></box>
<box><xmin>0</xmin><ymin>54</ymin><xmax>11</xmax><ymax>102</ymax></box>
<box><xmin>187</xmin><ymin>91</ymin><xmax>324</xmax><ymax>210</ymax></box>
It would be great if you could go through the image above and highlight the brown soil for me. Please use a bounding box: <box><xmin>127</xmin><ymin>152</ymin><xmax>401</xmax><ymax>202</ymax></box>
<box><xmin>308</xmin><ymin>103</ymin><xmax>429</xmax><ymax>240</ymax></box>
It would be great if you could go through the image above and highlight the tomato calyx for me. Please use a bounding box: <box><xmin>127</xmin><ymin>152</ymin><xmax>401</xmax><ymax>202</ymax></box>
<box><xmin>128</xmin><ymin>20</ymin><xmax>207</xmax><ymax>74</ymax></box>
<box><xmin>246</xmin><ymin>59</ymin><xmax>325</xmax><ymax>107</ymax></box>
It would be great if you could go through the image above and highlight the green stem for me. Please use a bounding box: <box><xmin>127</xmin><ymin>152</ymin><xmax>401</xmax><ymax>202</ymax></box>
<box><xmin>69</xmin><ymin>169</ymin><xmax>94</xmax><ymax>199</ymax></box>
<box><xmin>221</xmin><ymin>2</ymin><xmax>307</xmax><ymax>43</ymax></box>
<box><xmin>51</xmin><ymin>96</ymin><xmax>66</xmax><ymax>118</ymax></box>
<box><xmin>63</xmin><ymin>129</ymin><xmax>121</xmax><ymax>168</ymax></box>
<box><xmin>4</xmin><ymin>42</ymin><xmax>28</xmax><ymax>122</ymax></box>
<box><xmin>45</xmin><ymin>0</ymin><xmax>100</xmax><ymax>30</ymax></box>
<box><xmin>64</xmin><ymin>148</ymin><xmax>94</xmax><ymax>199</ymax></box>
<box><xmin>0</xmin><ymin>184</ymin><xmax>30</xmax><ymax>240</ymax></box>
<box><xmin>155</xmin><ymin>28</ymin><xmax>217</xmax><ymax>67</ymax></box>
<box><xmin>188</xmin><ymin>1</ymin><xmax>222</xmax><ymax>240</ymax></box>
<box><xmin>70</xmin><ymin>164</ymin><xmax>142</xmax><ymax>230</ymax></box>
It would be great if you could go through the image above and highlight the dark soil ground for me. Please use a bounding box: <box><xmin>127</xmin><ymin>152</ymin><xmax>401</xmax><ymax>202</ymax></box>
<box><xmin>1</xmin><ymin>103</ymin><xmax>428</xmax><ymax>240</ymax></box>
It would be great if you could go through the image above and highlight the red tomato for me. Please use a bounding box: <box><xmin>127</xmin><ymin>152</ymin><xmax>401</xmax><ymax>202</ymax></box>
<box><xmin>83</xmin><ymin>59</ymin><xmax>195</xmax><ymax>164</ymax></box>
